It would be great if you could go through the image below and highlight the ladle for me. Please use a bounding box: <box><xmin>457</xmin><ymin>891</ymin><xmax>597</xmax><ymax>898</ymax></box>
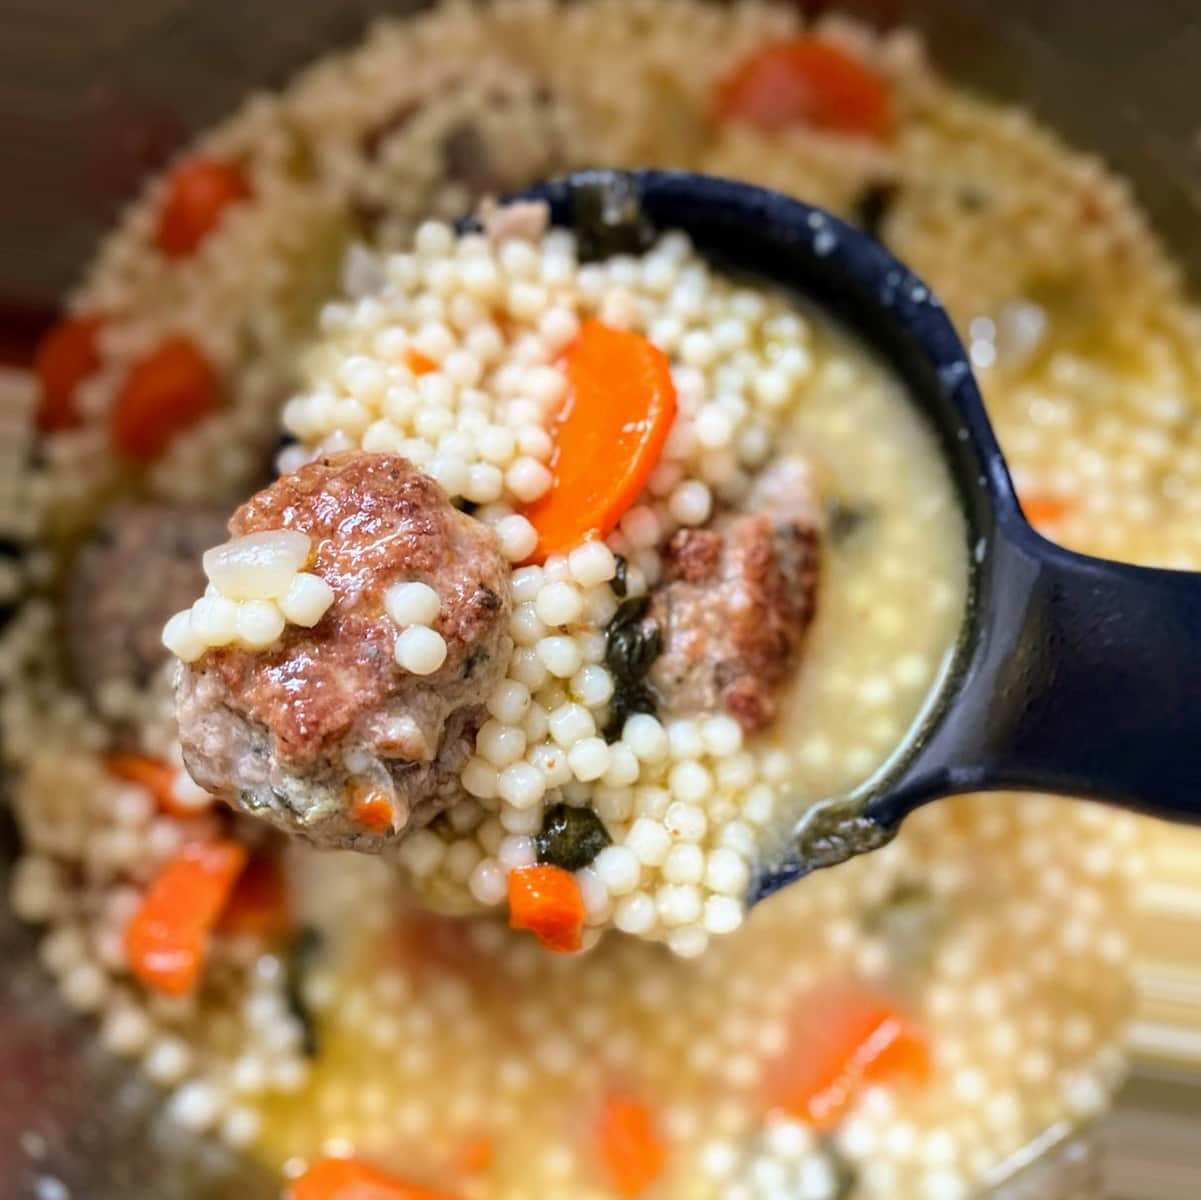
<box><xmin>500</xmin><ymin>169</ymin><xmax>1201</xmax><ymax>900</ymax></box>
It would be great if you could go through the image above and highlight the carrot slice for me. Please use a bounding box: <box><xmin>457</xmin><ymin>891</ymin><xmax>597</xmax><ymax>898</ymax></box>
<box><xmin>405</xmin><ymin>349</ymin><xmax>438</xmax><ymax>376</ymax></box>
<box><xmin>596</xmin><ymin>1098</ymin><xmax>667</xmax><ymax>1198</ymax></box>
<box><xmin>455</xmin><ymin>1137</ymin><xmax>494</xmax><ymax>1176</ymax></box>
<box><xmin>1020</xmin><ymin>493</ymin><xmax>1073</xmax><ymax>530</ymax></box>
<box><xmin>105</xmin><ymin>752</ymin><xmax>203</xmax><ymax>819</ymax></box>
<box><xmin>762</xmin><ymin>983</ymin><xmax>930</xmax><ymax>1130</ymax></box>
<box><xmin>288</xmin><ymin>1158</ymin><xmax>457</xmax><ymax>1200</ymax></box>
<box><xmin>521</xmin><ymin>320</ymin><xmax>676</xmax><ymax>563</ymax></box>
<box><xmin>156</xmin><ymin>157</ymin><xmax>252</xmax><ymax>258</ymax></box>
<box><xmin>716</xmin><ymin>37</ymin><xmax>894</xmax><ymax>139</ymax></box>
<box><xmin>34</xmin><ymin>314</ymin><xmax>104</xmax><ymax>432</ymax></box>
<box><xmin>124</xmin><ymin>840</ymin><xmax>248</xmax><ymax>995</ymax></box>
<box><xmin>350</xmin><ymin>788</ymin><xmax>395</xmax><ymax>833</ymax></box>
<box><xmin>218</xmin><ymin>854</ymin><xmax>292</xmax><ymax>938</ymax></box>
<box><xmin>507</xmin><ymin>864</ymin><xmax>585</xmax><ymax>953</ymax></box>
<box><xmin>111</xmin><ymin>336</ymin><xmax>219</xmax><ymax>462</ymax></box>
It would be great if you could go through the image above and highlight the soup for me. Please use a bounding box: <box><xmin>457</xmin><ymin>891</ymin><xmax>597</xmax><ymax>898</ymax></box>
<box><xmin>1</xmin><ymin>1</ymin><xmax>1168</xmax><ymax>1198</ymax></box>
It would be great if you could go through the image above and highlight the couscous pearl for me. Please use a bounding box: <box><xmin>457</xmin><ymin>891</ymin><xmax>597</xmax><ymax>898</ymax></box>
<box><xmin>468</xmin><ymin>859</ymin><xmax>508</xmax><ymax>906</ymax></box>
<box><xmin>620</xmin><ymin>505</ymin><xmax>660</xmax><ymax>550</ymax></box>
<box><xmin>536</xmin><ymin>636</ymin><xmax>583</xmax><ymax>678</ymax></box>
<box><xmin>567</xmin><ymin>541</ymin><xmax>617</xmax><ymax>587</ymax></box>
<box><xmin>702</xmin><ymin>715</ymin><xmax>744</xmax><ymax>757</ymax></box>
<box><xmin>705</xmin><ymin>848</ymin><xmax>750</xmax><ymax>897</ymax></box>
<box><xmin>572</xmin><ymin>664</ymin><xmax>614</xmax><ymax>707</ymax></box>
<box><xmin>667</xmin><ymin>720</ymin><xmax>705</xmax><ymax>761</ymax></box>
<box><xmin>168</xmin><ymin>1081</ymin><xmax>224</xmax><ymax>1133</ymax></box>
<box><xmin>623</xmin><ymin>714</ymin><xmax>670</xmax><ymax>762</ymax></box>
<box><xmin>280</xmin><ymin>573</ymin><xmax>335</xmax><ymax>627</ymax></box>
<box><xmin>488</xmin><ymin>680</ymin><xmax>532</xmax><ymax>725</ymax></box>
<box><xmin>477</xmin><ymin>720</ymin><xmax>527</xmax><ymax>768</ymax></box>
<box><xmin>663</xmin><ymin>843</ymin><xmax>705</xmax><ymax>885</ymax></box>
<box><xmin>669</xmin><ymin>761</ymin><xmax>713</xmax><ymax>805</ymax></box>
<box><xmin>613</xmin><ymin>891</ymin><xmax>657</xmax><ymax>936</ymax></box>
<box><xmin>497</xmin><ymin>515</ymin><xmax>538</xmax><ymax>562</ymax></box>
<box><xmin>461</xmin><ymin>758</ymin><xmax>499</xmax><ymax>800</ymax></box>
<box><xmin>547</xmin><ymin>703</ymin><xmax>595</xmax><ymax>748</ymax></box>
<box><xmin>594</xmin><ymin>845</ymin><xmax>641</xmax><ymax>895</ymax></box>
<box><xmin>567</xmin><ymin>737</ymin><xmax>610</xmax><ymax>782</ymax></box>
<box><xmin>626</xmin><ymin>818</ymin><xmax>672</xmax><ymax>867</ymax></box>
<box><xmin>384</xmin><ymin>581</ymin><xmax>441</xmax><ymax>627</ymax></box>
<box><xmin>394</xmin><ymin>626</ymin><xmax>447</xmax><ymax>675</ymax></box>
<box><xmin>497</xmin><ymin>762</ymin><xmax>546</xmax><ymax>810</ymax></box>
<box><xmin>236</xmin><ymin>600</ymin><xmax>286</xmax><ymax>649</ymax></box>
<box><xmin>535</xmin><ymin>582</ymin><xmax>584</xmax><ymax>627</ymax></box>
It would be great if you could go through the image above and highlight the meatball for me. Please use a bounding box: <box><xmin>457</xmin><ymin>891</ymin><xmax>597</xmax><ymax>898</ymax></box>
<box><xmin>176</xmin><ymin>453</ymin><xmax>513</xmax><ymax>851</ymax></box>
<box><xmin>648</xmin><ymin>457</ymin><xmax>822</xmax><ymax>733</ymax></box>
<box><xmin>67</xmin><ymin>504</ymin><xmax>229</xmax><ymax>710</ymax></box>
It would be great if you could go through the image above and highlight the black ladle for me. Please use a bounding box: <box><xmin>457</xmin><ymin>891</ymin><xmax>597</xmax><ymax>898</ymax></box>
<box><xmin>504</xmin><ymin>169</ymin><xmax>1201</xmax><ymax>898</ymax></box>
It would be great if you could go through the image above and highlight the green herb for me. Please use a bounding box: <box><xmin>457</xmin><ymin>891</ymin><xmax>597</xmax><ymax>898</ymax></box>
<box><xmin>611</xmin><ymin>554</ymin><xmax>629</xmax><ymax>598</ymax></box>
<box><xmin>285</xmin><ymin>926</ymin><xmax>323</xmax><ymax>1057</ymax></box>
<box><xmin>852</xmin><ymin>181</ymin><xmax>899</xmax><ymax>241</ymax></box>
<box><xmin>535</xmin><ymin>802</ymin><xmax>612</xmax><ymax>870</ymax></box>
<box><xmin>572</xmin><ymin>174</ymin><xmax>657</xmax><ymax>263</ymax></box>
<box><xmin>825</xmin><ymin>498</ymin><xmax>876</xmax><ymax>546</ymax></box>
<box><xmin>603</xmin><ymin>595</ymin><xmax>663</xmax><ymax>740</ymax></box>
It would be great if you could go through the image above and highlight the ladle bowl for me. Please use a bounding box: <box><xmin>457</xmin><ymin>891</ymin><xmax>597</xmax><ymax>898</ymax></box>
<box><xmin>501</xmin><ymin>169</ymin><xmax>1201</xmax><ymax>899</ymax></box>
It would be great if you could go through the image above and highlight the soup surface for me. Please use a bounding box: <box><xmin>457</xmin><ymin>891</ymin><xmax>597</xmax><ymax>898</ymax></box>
<box><xmin>0</xmin><ymin>1</ymin><xmax>1180</xmax><ymax>1198</ymax></box>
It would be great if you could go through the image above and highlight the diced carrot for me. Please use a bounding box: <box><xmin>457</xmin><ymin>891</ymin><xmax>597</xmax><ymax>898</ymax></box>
<box><xmin>111</xmin><ymin>336</ymin><xmax>219</xmax><ymax>462</ymax></box>
<box><xmin>218</xmin><ymin>854</ymin><xmax>292</xmax><ymax>938</ymax></box>
<box><xmin>595</xmin><ymin>1097</ymin><xmax>667</xmax><ymax>1198</ymax></box>
<box><xmin>405</xmin><ymin>349</ymin><xmax>438</xmax><ymax>376</ymax></box>
<box><xmin>507</xmin><ymin>864</ymin><xmax>585</xmax><ymax>953</ymax></box>
<box><xmin>1020</xmin><ymin>493</ymin><xmax>1073</xmax><ymax>530</ymax></box>
<box><xmin>715</xmin><ymin>37</ymin><xmax>894</xmax><ymax>139</ymax></box>
<box><xmin>156</xmin><ymin>157</ymin><xmax>252</xmax><ymax>258</ymax></box>
<box><xmin>455</xmin><ymin>1136</ymin><xmax>494</xmax><ymax>1176</ymax></box>
<box><xmin>288</xmin><ymin>1158</ymin><xmax>458</xmax><ymax>1200</ymax></box>
<box><xmin>350</xmin><ymin>786</ymin><xmax>395</xmax><ymax>833</ymax></box>
<box><xmin>521</xmin><ymin>320</ymin><xmax>677</xmax><ymax>563</ymax></box>
<box><xmin>762</xmin><ymin>983</ymin><xmax>930</xmax><ymax>1130</ymax></box>
<box><xmin>34</xmin><ymin>314</ymin><xmax>104</xmax><ymax>432</ymax></box>
<box><xmin>124</xmin><ymin>839</ymin><xmax>248</xmax><ymax>996</ymax></box>
<box><xmin>105</xmin><ymin>752</ymin><xmax>202</xmax><ymax>819</ymax></box>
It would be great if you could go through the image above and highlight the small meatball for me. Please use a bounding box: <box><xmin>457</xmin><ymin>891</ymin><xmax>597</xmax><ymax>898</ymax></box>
<box><xmin>67</xmin><ymin>504</ymin><xmax>228</xmax><ymax>706</ymax></box>
<box><xmin>176</xmin><ymin>453</ymin><xmax>513</xmax><ymax>851</ymax></box>
<box><xmin>648</xmin><ymin>457</ymin><xmax>822</xmax><ymax>733</ymax></box>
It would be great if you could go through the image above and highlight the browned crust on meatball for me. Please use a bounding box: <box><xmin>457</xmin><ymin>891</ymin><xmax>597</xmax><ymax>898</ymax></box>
<box><xmin>649</xmin><ymin>513</ymin><xmax>821</xmax><ymax>734</ymax></box>
<box><xmin>202</xmin><ymin>452</ymin><xmax>510</xmax><ymax>765</ymax></box>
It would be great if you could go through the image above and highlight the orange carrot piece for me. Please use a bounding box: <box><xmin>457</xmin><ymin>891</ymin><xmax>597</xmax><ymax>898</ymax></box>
<box><xmin>34</xmin><ymin>314</ymin><xmax>104</xmax><ymax>432</ymax></box>
<box><xmin>218</xmin><ymin>854</ymin><xmax>292</xmax><ymax>938</ymax></box>
<box><xmin>521</xmin><ymin>321</ymin><xmax>676</xmax><ymax>563</ymax></box>
<box><xmin>1021</xmin><ymin>493</ymin><xmax>1073</xmax><ymax>530</ymax></box>
<box><xmin>105</xmin><ymin>752</ymin><xmax>199</xmax><ymax>818</ymax></box>
<box><xmin>596</xmin><ymin>1098</ymin><xmax>667</xmax><ymax>1198</ymax></box>
<box><xmin>124</xmin><ymin>840</ymin><xmax>248</xmax><ymax>995</ymax></box>
<box><xmin>156</xmin><ymin>157</ymin><xmax>252</xmax><ymax>258</ymax></box>
<box><xmin>405</xmin><ymin>349</ymin><xmax>438</xmax><ymax>376</ymax></box>
<box><xmin>111</xmin><ymin>336</ymin><xmax>219</xmax><ymax>462</ymax></box>
<box><xmin>763</xmin><ymin>984</ymin><xmax>930</xmax><ymax>1130</ymax></box>
<box><xmin>715</xmin><ymin>37</ymin><xmax>894</xmax><ymax>139</ymax></box>
<box><xmin>507</xmin><ymin>864</ymin><xmax>585</xmax><ymax>953</ymax></box>
<box><xmin>288</xmin><ymin>1158</ymin><xmax>458</xmax><ymax>1200</ymax></box>
<box><xmin>351</xmin><ymin>788</ymin><xmax>395</xmax><ymax>833</ymax></box>
<box><xmin>456</xmin><ymin>1137</ymin><xmax>494</xmax><ymax>1176</ymax></box>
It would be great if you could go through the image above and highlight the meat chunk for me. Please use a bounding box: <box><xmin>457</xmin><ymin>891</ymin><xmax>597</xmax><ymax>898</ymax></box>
<box><xmin>176</xmin><ymin>453</ymin><xmax>513</xmax><ymax>851</ymax></box>
<box><xmin>648</xmin><ymin>457</ymin><xmax>822</xmax><ymax>733</ymax></box>
<box><xmin>67</xmin><ymin>504</ymin><xmax>228</xmax><ymax>709</ymax></box>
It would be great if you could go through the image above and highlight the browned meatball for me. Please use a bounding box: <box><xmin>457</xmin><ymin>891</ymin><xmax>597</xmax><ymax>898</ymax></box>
<box><xmin>176</xmin><ymin>453</ymin><xmax>512</xmax><ymax>851</ymax></box>
<box><xmin>648</xmin><ymin>457</ymin><xmax>822</xmax><ymax>733</ymax></box>
<box><xmin>67</xmin><ymin>504</ymin><xmax>228</xmax><ymax>709</ymax></box>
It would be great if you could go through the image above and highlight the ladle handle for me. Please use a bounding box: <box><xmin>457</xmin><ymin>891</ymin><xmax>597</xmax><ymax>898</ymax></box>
<box><xmin>880</xmin><ymin>527</ymin><xmax>1201</xmax><ymax>826</ymax></box>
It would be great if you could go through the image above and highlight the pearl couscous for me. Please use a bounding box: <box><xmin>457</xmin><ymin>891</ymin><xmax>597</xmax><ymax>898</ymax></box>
<box><xmin>1</xmin><ymin>1</ymin><xmax>1180</xmax><ymax>1198</ymax></box>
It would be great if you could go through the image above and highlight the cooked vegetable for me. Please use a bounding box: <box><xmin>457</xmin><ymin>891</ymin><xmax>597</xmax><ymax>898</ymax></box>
<box><xmin>535</xmin><ymin>802</ymin><xmax>611</xmax><ymax>871</ymax></box>
<box><xmin>572</xmin><ymin>175</ymin><xmax>657</xmax><ymax>263</ymax></box>
<box><xmin>852</xmin><ymin>181</ymin><xmax>899</xmax><ymax>241</ymax></box>
<box><xmin>825</xmin><ymin>498</ymin><xmax>876</xmax><ymax>546</ymax></box>
<box><xmin>285</xmin><ymin>925</ymin><xmax>323</xmax><ymax>1057</ymax></box>
<box><xmin>521</xmin><ymin>321</ymin><xmax>677</xmax><ymax>562</ymax></box>
<box><xmin>405</xmin><ymin>348</ymin><xmax>438</xmax><ymax>376</ymax></box>
<box><xmin>124</xmin><ymin>839</ymin><xmax>248</xmax><ymax>995</ymax></box>
<box><xmin>715</xmin><ymin>37</ymin><xmax>894</xmax><ymax>139</ymax></box>
<box><xmin>865</xmin><ymin>881</ymin><xmax>943</xmax><ymax>971</ymax></box>
<box><xmin>105</xmin><ymin>753</ymin><xmax>198</xmax><ymax>819</ymax></box>
<box><xmin>350</xmin><ymin>787</ymin><xmax>395</xmax><ymax>833</ymax></box>
<box><xmin>763</xmin><ymin>984</ymin><xmax>930</xmax><ymax>1130</ymax></box>
<box><xmin>603</xmin><ymin>595</ymin><xmax>662</xmax><ymax>740</ymax></box>
<box><xmin>288</xmin><ymin>1158</ymin><xmax>456</xmax><ymax>1200</ymax></box>
<box><xmin>595</xmin><ymin>1097</ymin><xmax>667</xmax><ymax>1198</ymax></box>
<box><xmin>34</xmin><ymin>314</ymin><xmax>103</xmax><ymax>432</ymax></box>
<box><xmin>611</xmin><ymin>554</ymin><xmax>630</xmax><ymax>598</ymax></box>
<box><xmin>111</xmin><ymin>337</ymin><xmax>220</xmax><ymax>462</ymax></box>
<box><xmin>1021</xmin><ymin>492</ymin><xmax>1073</xmax><ymax>530</ymax></box>
<box><xmin>156</xmin><ymin>157</ymin><xmax>252</xmax><ymax>258</ymax></box>
<box><xmin>507</xmin><ymin>864</ymin><xmax>585</xmax><ymax>953</ymax></box>
<box><xmin>218</xmin><ymin>853</ymin><xmax>291</xmax><ymax>938</ymax></box>
<box><xmin>456</xmin><ymin>1137</ymin><xmax>494</xmax><ymax>1176</ymax></box>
